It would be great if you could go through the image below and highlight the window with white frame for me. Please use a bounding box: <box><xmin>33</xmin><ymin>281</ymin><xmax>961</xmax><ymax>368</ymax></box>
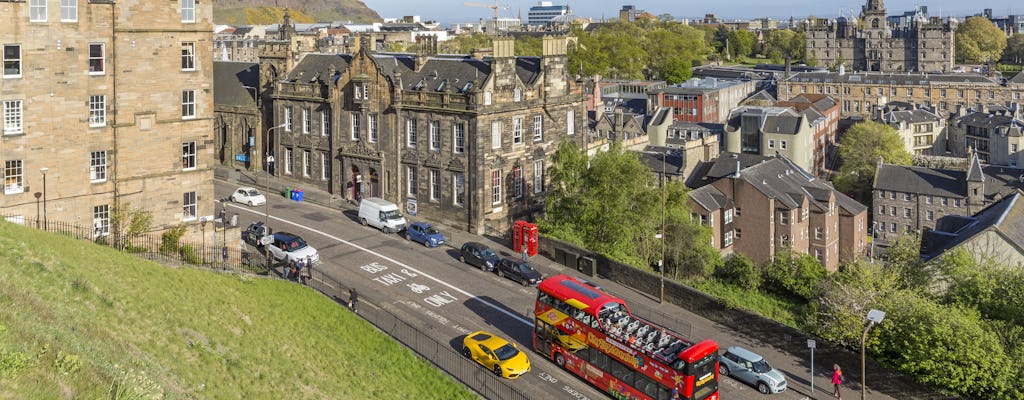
<box><xmin>182</xmin><ymin>192</ymin><xmax>196</xmax><ymax>221</ymax></box>
<box><xmin>780</xmin><ymin>140</ymin><xmax>788</xmax><ymax>150</ymax></box>
<box><xmin>302</xmin><ymin>108</ymin><xmax>310</xmax><ymax>134</ymax></box>
<box><xmin>491</xmin><ymin>169</ymin><xmax>502</xmax><ymax>204</ymax></box>
<box><xmin>406</xmin><ymin>166</ymin><xmax>417</xmax><ymax>196</ymax></box>
<box><xmin>814</xmin><ymin>248</ymin><xmax>823</xmax><ymax>261</ymax></box>
<box><xmin>491</xmin><ymin>121</ymin><xmax>501</xmax><ymax>149</ymax></box>
<box><xmin>724</xmin><ymin>209</ymin><xmax>733</xmax><ymax>224</ymax></box>
<box><xmin>90</xmin><ymin>150</ymin><xmax>106</xmax><ymax>182</ymax></box>
<box><xmin>321</xmin><ymin>109</ymin><xmax>330</xmax><ymax>136</ymax></box>
<box><xmin>4</xmin><ymin>100</ymin><xmax>22</xmax><ymax>135</ymax></box>
<box><xmin>768</xmin><ymin>139</ymin><xmax>775</xmax><ymax>149</ymax></box>
<box><xmin>180</xmin><ymin>0</ymin><xmax>195</xmax><ymax>23</ymax></box>
<box><xmin>88</xmin><ymin>43</ymin><xmax>104</xmax><ymax>74</ymax></box>
<box><xmin>453</xmin><ymin>122</ymin><xmax>465</xmax><ymax>154</ymax></box>
<box><xmin>29</xmin><ymin>0</ymin><xmax>46</xmax><ymax>21</ymax></box>
<box><xmin>181</xmin><ymin>90</ymin><xmax>196</xmax><ymax>119</ymax></box>
<box><xmin>350</xmin><ymin>113</ymin><xmax>360</xmax><ymax>140</ymax></box>
<box><xmin>302</xmin><ymin>150</ymin><xmax>310</xmax><ymax>177</ymax></box>
<box><xmin>406</xmin><ymin>119</ymin><xmax>417</xmax><ymax>148</ymax></box>
<box><xmin>780</xmin><ymin>210</ymin><xmax>789</xmax><ymax>225</ymax></box>
<box><xmin>320</xmin><ymin>151</ymin><xmax>328</xmax><ymax>180</ymax></box>
<box><xmin>429</xmin><ymin>169</ymin><xmax>440</xmax><ymax>201</ymax></box>
<box><xmin>815</xmin><ymin>226</ymin><xmax>823</xmax><ymax>239</ymax></box>
<box><xmin>3</xmin><ymin>45</ymin><xmax>21</xmax><ymax>78</ymax></box>
<box><xmin>889</xmin><ymin>223</ymin><xmax>896</xmax><ymax>233</ymax></box>
<box><xmin>513</xmin><ymin>88</ymin><xmax>521</xmax><ymax>102</ymax></box>
<box><xmin>567</xmin><ymin>110</ymin><xmax>575</xmax><ymax>135</ymax></box>
<box><xmin>903</xmin><ymin>192</ymin><xmax>911</xmax><ymax>201</ymax></box>
<box><xmin>484</xmin><ymin>91</ymin><xmax>492</xmax><ymax>105</ymax></box>
<box><xmin>430</xmin><ymin>120</ymin><xmax>440</xmax><ymax>150</ymax></box>
<box><xmin>724</xmin><ymin>231</ymin><xmax>733</xmax><ymax>247</ymax></box>
<box><xmin>512</xmin><ymin>166</ymin><xmax>522</xmax><ymax>199</ymax></box>
<box><xmin>4</xmin><ymin>160</ymin><xmax>24</xmax><ymax>194</ymax></box>
<box><xmin>513</xmin><ymin>117</ymin><xmax>523</xmax><ymax>144</ymax></box>
<box><xmin>61</xmin><ymin>0</ymin><xmax>77</xmax><ymax>21</ymax></box>
<box><xmin>284</xmin><ymin>147</ymin><xmax>292</xmax><ymax>174</ymax></box>
<box><xmin>453</xmin><ymin>172</ymin><xmax>465</xmax><ymax>206</ymax></box>
<box><xmin>89</xmin><ymin>95</ymin><xmax>105</xmax><ymax>127</ymax></box>
<box><xmin>926</xmin><ymin>210</ymin><xmax>934</xmax><ymax>221</ymax></box>
<box><xmin>181</xmin><ymin>142</ymin><xmax>196</xmax><ymax>170</ymax></box>
<box><xmin>93</xmin><ymin>205</ymin><xmax>109</xmax><ymax>236</ymax></box>
<box><xmin>533</xmin><ymin>160</ymin><xmax>544</xmax><ymax>193</ymax></box>
<box><xmin>284</xmin><ymin>106</ymin><xmax>292</xmax><ymax>131</ymax></box>
<box><xmin>181</xmin><ymin>42</ymin><xmax>196</xmax><ymax>71</ymax></box>
<box><xmin>369</xmin><ymin>114</ymin><xmax>378</xmax><ymax>142</ymax></box>
<box><xmin>533</xmin><ymin>115</ymin><xmax>543</xmax><ymax>142</ymax></box>
<box><xmin>780</xmin><ymin>234</ymin><xmax>789</xmax><ymax>247</ymax></box>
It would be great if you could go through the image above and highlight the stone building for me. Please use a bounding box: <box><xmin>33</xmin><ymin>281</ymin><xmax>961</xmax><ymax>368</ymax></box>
<box><xmin>805</xmin><ymin>0</ymin><xmax>956</xmax><ymax>73</ymax></box>
<box><xmin>214</xmin><ymin>62</ymin><xmax>262</xmax><ymax>171</ymax></box>
<box><xmin>648</xmin><ymin>78</ymin><xmax>758</xmax><ymax>124</ymax></box>
<box><xmin>870</xmin><ymin>101</ymin><xmax>947</xmax><ymax>156</ymax></box>
<box><xmin>1</xmin><ymin>0</ymin><xmax>215</xmax><ymax>240</ymax></box>
<box><xmin>267</xmin><ymin>35</ymin><xmax>584</xmax><ymax>234</ymax></box>
<box><xmin>920</xmin><ymin>190</ymin><xmax>1024</xmax><ymax>267</ymax></box>
<box><xmin>723</xmin><ymin>101</ymin><xmax>835</xmax><ymax>175</ymax></box>
<box><xmin>946</xmin><ymin>105</ymin><xmax>1024</xmax><ymax>166</ymax></box>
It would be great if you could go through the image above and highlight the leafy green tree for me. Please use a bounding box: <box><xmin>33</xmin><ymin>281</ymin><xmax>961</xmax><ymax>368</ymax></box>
<box><xmin>834</xmin><ymin>120</ymin><xmax>912</xmax><ymax>196</ymax></box>
<box><xmin>760</xmin><ymin>29</ymin><xmax>804</xmax><ymax>64</ymax></box>
<box><xmin>538</xmin><ymin>140</ymin><xmax>589</xmax><ymax>245</ymax></box>
<box><xmin>763</xmin><ymin>248</ymin><xmax>827</xmax><ymax>301</ymax></box>
<box><xmin>725</xmin><ymin>30</ymin><xmax>755</xmax><ymax>61</ymax></box>
<box><xmin>110</xmin><ymin>203</ymin><xmax>153</xmax><ymax>250</ymax></box>
<box><xmin>439</xmin><ymin>33</ymin><xmax>491</xmax><ymax>54</ymax></box>
<box><xmin>661</xmin><ymin>181</ymin><xmax>720</xmax><ymax>278</ymax></box>
<box><xmin>1004</xmin><ymin>33</ymin><xmax>1024</xmax><ymax>64</ymax></box>
<box><xmin>804</xmin><ymin>260</ymin><xmax>900</xmax><ymax>346</ymax></box>
<box><xmin>714</xmin><ymin>254</ymin><xmax>760</xmax><ymax>290</ymax></box>
<box><xmin>956</xmin><ymin>16</ymin><xmax>1009</xmax><ymax>64</ymax></box>
<box><xmin>938</xmin><ymin>249</ymin><xmax>1024</xmax><ymax>326</ymax></box>
<box><xmin>514</xmin><ymin>35</ymin><xmax>542</xmax><ymax>56</ymax></box>
<box><xmin>879</xmin><ymin>232</ymin><xmax>931</xmax><ymax>290</ymax></box>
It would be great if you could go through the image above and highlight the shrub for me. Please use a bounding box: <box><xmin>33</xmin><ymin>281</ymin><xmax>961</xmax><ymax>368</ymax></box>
<box><xmin>763</xmin><ymin>249</ymin><xmax>826</xmax><ymax>301</ymax></box>
<box><xmin>178</xmin><ymin>244</ymin><xmax>201</xmax><ymax>265</ymax></box>
<box><xmin>714</xmin><ymin>254</ymin><xmax>760</xmax><ymax>291</ymax></box>
<box><xmin>160</xmin><ymin>225</ymin><xmax>186</xmax><ymax>256</ymax></box>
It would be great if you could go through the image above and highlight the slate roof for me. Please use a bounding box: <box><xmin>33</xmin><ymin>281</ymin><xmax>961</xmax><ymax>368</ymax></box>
<box><xmin>786</xmin><ymin>71</ymin><xmax>999</xmax><ymax>86</ymax></box>
<box><xmin>881</xmin><ymin>108</ymin><xmax>942</xmax><ymax>125</ymax></box>
<box><xmin>687</xmin><ymin>152</ymin><xmax>772</xmax><ymax>188</ymax></box>
<box><xmin>639</xmin><ymin>147</ymin><xmax>685</xmax><ymax>176</ymax></box>
<box><xmin>1010</xmin><ymin>70</ymin><xmax>1024</xmax><ymax>84</ymax></box>
<box><xmin>284</xmin><ymin>54</ymin><xmax>353</xmax><ymax>85</ymax></box>
<box><xmin>921</xmin><ymin>191</ymin><xmax>1024</xmax><ymax>261</ymax></box>
<box><xmin>213</xmin><ymin>61</ymin><xmax>259</xmax><ymax>107</ymax></box>
<box><xmin>874</xmin><ymin>164</ymin><xmax>966</xmax><ymax>198</ymax></box>
<box><xmin>726</xmin><ymin>106</ymin><xmax>804</xmax><ymax>135</ymax></box>
<box><xmin>689</xmin><ymin>184</ymin><xmax>728</xmax><ymax>211</ymax></box>
<box><xmin>744</xmin><ymin>90</ymin><xmax>776</xmax><ymax>103</ymax></box>
<box><xmin>952</xmin><ymin>112</ymin><xmax>1024</xmax><ymax>136</ymax></box>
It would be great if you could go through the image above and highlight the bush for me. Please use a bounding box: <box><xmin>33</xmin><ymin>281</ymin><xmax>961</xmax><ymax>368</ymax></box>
<box><xmin>160</xmin><ymin>225</ymin><xmax>186</xmax><ymax>256</ymax></box>
<box><xmin>178</xmin><ymin>244</ymin><xmax>201</xmax><ymax>265</ymax></box>
<box><xmin>763</xmin><ymin>249</ymin><xmax>826</xmax><ymax>301</ymax></box>
<box><xmin>714</xmin><ymin>254</ymin><xmax>760</xmax><ymax>290</ymax></box>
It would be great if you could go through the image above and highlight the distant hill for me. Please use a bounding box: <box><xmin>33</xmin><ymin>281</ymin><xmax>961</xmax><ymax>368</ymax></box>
<box><xmin>214</xmin><ymin>0</ymin><xmax>382</xmax><ymax>25</ymax></box>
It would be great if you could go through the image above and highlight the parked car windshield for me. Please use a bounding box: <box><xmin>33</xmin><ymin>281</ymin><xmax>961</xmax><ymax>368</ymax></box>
<box><xmin>480</xmin><ymin>248</ymin><xmax>496</xmax><ymax>257</ymax></box>
<box><xmin>381</xmin><ymin>210</ymin><xmax>402</xmax><ymax>220</ymax></box>
<box><xmin>424</xmin><ymin>226</ymin><xmax>440</xmax><ymax>235</ymax></box>
<box><xmin>285</xmin><ymin>237</ymin><xmax>308</xmax><ymax>250</ymax></box>
<box><xmin>246</xmin><ymin>189</ymin><xmax>261</xmax><ymax>196</ymax></box>
<box><xmin>751</xmin><ymin>359</ymin><xmax>771</xmax><ymax>373</ymax></box>
<box><xmin>516</xmin><ymin>263</ymin><xmax>536</xmax><ymax>274</ymax></box>
<box><xmin>493</xmin><ymin>343</ymin><xmax>520</xmax><ymax>361</ymax></box>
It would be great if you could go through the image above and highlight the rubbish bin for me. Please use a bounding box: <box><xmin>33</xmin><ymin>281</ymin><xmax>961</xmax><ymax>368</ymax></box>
<box><xmin>282</xmin><ymin>186</ymin><xmax>292</xmax><ymax>198</ymax></box>
<box><xmin>291</xmin><ymin>188</ymin><xmax>304</xmax><ymax>202</ymax></box>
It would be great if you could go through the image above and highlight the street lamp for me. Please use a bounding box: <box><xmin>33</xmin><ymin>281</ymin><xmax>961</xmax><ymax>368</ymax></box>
<box><xmin>264</xmin><ymin>124</ymin><xmax>287</xmax><ymax>269</ymax></box>
<box><xmin>40</xmin><ymin>167</ymin><xmax>48</xmax><ymax>229</ymax></box>
<box><xmin>862</xmin><ymin>309</ymin><xmax>886</xmax><ymax>400</ymax></box>
<box><xmin>658</xmin><ymin>149</ymin><xmax>668</xmax><ymax>303</ymax></box>
<box><xmin>870</xmin><ymin>221</ymin><xmax>877</xmax><ymax>262</ymax></box>
<box><xmin>33</xmin><ymin>192</ymin><xmax>41</xmax><ymax>228</ymax></box>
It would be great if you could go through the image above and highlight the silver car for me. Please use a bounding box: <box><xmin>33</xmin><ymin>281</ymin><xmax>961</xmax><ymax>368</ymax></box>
<box><xmin>718</xmin><ymin>346</ymin><xmax>787</xmax><ymax>394</ymax></box>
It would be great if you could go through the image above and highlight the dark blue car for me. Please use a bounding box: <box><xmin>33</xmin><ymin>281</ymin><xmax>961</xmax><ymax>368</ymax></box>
<box><xmin>405</xmin><ymin>222</ymin><xmax>446</xmax><ymax>247</ymax></box>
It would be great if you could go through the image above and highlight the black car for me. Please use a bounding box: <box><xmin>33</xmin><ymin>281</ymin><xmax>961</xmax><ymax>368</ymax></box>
<box><xmin>460</xmin><ymin>242</ymin><xmax>501</xmax><ymax>272</ymax></box>
<box><xmin>496</xmin><ymin>258</ymin><xmax>543</xmax><ymax>286</ymax></box>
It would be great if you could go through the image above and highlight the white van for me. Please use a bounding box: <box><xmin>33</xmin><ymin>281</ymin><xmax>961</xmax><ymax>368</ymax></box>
<box><xmin>358</xmin><ymin>197</ymin><xmax>407</xmax><ymax>233</ymax></box>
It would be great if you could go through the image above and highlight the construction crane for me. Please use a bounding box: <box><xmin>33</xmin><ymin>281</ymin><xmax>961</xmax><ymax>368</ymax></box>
<box><xmin>463</xmin><ymin>1</ymin><xmax>510</xmax><ymax>20</ymax></box>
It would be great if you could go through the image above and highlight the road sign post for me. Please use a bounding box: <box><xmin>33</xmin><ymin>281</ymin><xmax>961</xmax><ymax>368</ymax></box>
<box><xmin>808</xmin><ymin>339</ymin><xmax>816</xmax><ymax>395</ymax></box>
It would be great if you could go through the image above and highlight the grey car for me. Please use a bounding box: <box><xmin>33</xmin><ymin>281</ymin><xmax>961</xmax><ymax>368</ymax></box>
<box><xmin>718</xmin><ymin>346</ymin><xmax>787</xmax><ymax>394</ymax></box>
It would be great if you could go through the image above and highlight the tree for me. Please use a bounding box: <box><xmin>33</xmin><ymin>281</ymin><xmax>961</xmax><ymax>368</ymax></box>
<box><xmin>763</xmin><ymin>248</ymin><xmax>827</xmax><ymax>301</ymax></box>
<box><xmin>804</xmin><ymin>260</ymin><xmax>900</xmax><ymax>346</ymax></box>
<box><xmin>538</xmin><ymin>140</ymin><xmax>589</xmax><ymax>244</ymax></box>
<box><xmin>109</xmin><ymin>203</ymin><xmax>153</xmax><ymax>250</ymax></box>
<box><xmin>725</xmin><ymin>30</ymin><xmax>755</xmax><ymax>61</ymax></box>
<box><xmin>956</xmin><ymin>16</ymin><xmax>1008</xmax><ymax>64</ymax></box>
<box><xmin>1004</xmin><ymin>33</ymin><xmax>1024</xmax><ymax>64</ymax></box>
<box><xmin>714</xmin><ymin>254</ymin><xmax>760</xmax><ymax>290</ymax></box>
<box><xmin>879</xmin><ymin>232</ymin><xmax>931</xmax><ymax>290</ymax></box>
<box><xmin>834</xmin><ymin>120</ymin><xmax>912</xmax><ymax>196</ymax></box>
<box><xmin>514</xmin><ymin>35</ymin><xmax>542</xmax><ymax>57</ymax></box>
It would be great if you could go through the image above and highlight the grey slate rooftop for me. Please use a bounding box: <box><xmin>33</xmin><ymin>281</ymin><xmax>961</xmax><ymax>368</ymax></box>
<box><xmin>214</xmin><ymin>61</ymin><xmax>259</xmax><ymax>107</ymax></box>
<box><xmin>921</xmin><ymin>191</ymin><xmax>1024</xmax><ymax>261</ymax></box>
<box><xmin>786</xmin><ymin>71</ymin><xmax>999</xmax><ymax>86</ymax></box>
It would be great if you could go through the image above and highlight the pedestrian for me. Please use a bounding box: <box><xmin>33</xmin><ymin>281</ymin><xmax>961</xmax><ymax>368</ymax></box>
<box><xmin>348</xmin><ymin>288</ymin><xmax>359</xmax><ymax>313</ymax></box>
<box><xmin>832</xmin><ymin>364</ymin><xmax>844</xmax><ymax>399</ymax></box>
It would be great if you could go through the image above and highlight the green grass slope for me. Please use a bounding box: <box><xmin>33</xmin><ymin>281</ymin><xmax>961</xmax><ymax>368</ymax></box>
<box><xmin>0</xmin><ymin>222</ymin><xmax>474</xmax><ymax>399</ymax></box>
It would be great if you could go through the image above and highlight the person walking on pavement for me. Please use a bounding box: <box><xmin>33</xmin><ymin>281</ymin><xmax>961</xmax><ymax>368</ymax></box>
<box><xmin>348</xmin><ymin>288</ymin><xmax>359</xmax><ymax>313</ymax></box>
<box><xmin>832</xmin><ymin>364</ymin><xmax>844</xmax><ymax>399</ymax></box>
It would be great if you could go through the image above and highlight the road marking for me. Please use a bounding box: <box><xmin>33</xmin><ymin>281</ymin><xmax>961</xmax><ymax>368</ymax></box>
<box><xmin>226</xmin><ymin>203</ymin><xmax>535</xmax><ymax>327</ymax></box>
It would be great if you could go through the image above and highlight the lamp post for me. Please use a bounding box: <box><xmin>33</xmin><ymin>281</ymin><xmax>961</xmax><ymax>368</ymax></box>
<box><xmin>34</xmin><ymin>192</ymin><xmax>41</xmax><ymax>228</ymax></box>
<box><xmin>200</xmin><ymin>217</ymin><xmax>208</xmax><ymax>265</ymax></box>
<box><xmin>658</xmin><ymin>149</ymin><xmax>668</xmax><ymax>303</ymax></box>
<box><xmin>40</xmin><ymin>167</ymin><xmax>48</xmax><ymax>229</ymax></box>
<box><xmin>264</xmin><ymin>124</ymin><xmax>287</xmax><ymax>269</ymax></box>
<box><xmin>870</xmin><ymin>221</ymin><xmax>877</xmax><ymax>262</ymax></box>
<box><xmin>862</xmin><ymin>309</ymin><xmax>886</xmax><ymax>400</ymax></box>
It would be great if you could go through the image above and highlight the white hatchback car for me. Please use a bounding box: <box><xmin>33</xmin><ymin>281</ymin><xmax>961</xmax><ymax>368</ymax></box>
<box><xmin>231</xmin><ymin>187</ymin><xmax>266</xmax><ymax>206</ymax></box>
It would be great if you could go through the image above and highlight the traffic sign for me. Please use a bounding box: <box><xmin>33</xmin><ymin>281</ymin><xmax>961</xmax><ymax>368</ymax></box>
<box><xmin>807</xmin><ymin>339</ymin><xmax>816</xmax><ymax>349</ymax></box>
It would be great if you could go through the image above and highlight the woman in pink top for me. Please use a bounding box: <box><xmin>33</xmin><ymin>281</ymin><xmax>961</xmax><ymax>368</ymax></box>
<box><xmin>832</xmin><ymin>364</ymin><xmax>843</xmax><ymax>399</ymax></box>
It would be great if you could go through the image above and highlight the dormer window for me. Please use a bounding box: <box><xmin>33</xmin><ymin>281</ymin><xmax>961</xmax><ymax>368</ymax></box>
<box><xmin>354</xmin><ymin>81</ymin><xmax>370</xmax><ymax>102</ymax></box>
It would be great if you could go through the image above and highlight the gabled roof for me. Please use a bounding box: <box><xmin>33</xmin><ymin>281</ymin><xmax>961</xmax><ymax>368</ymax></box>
<box><xmin>284</xmin><ymin>54</ymin><xmax>353</xmax><ymax>85</ymax></box>
<box><xmin>874</xmin><ymin>164</ymin><xmax>966</xmax><ymax>198</ymax></box>
<box><xmin>639</xmin><ymin>147</ymin><xmax>685</xmax><ymax>176</ymax></box>
<box><xmin>967</xmin><ymin>153</ymin><xmax>985</xmax><ymax>183</ymax></box>
<box><xmin>213</xmin><ymin>61</ymin><xmax>259</xmax><ymax>107</ymax></box>
<box><xmin>726</xmin><ymin>106</ymin><xmax>804</xmax><ymax>135</ymax></box>
<box><xmin>1010</xmin><ymin>70</ymin><xmax>1024</xmax><ymax>84</ymax></box>
<box><xmin>689</xmin><ymin>184</ymin><xmax>728</xmax><ymax>211</ymax></box>
<box><xmin>687</xmin><ymin>152</ymin><xmax>772</xmax><ymax>188</ymax></box>
<box><xmin>744</xmin><ymin>90</ymin><xmax>776</xmax><ymax>103</ymax></box>
<box><xmin>921</xmin><ymin>191</ymin><xmax>1024</xmax><ymax>261</ymax></box>
<box><xmin>882</xmin><ymin>108</ymin><xmax>943</xmax><ymax>125</ymax></box>
<box><xmin>953</xmin><ymin>111</ymin><xmax>1024</xmax><ymax>135</ymax></box>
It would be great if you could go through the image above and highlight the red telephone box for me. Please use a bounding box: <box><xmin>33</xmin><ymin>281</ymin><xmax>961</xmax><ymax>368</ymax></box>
<box><xmin>512</xmin><ymin>220</ymin><xmax>528</xmax><ymax>253</ymax></box>
<box><xmin>524</xmin><ymin>223</ymin><xmax>539</xmax><ymax>257</ymax></box>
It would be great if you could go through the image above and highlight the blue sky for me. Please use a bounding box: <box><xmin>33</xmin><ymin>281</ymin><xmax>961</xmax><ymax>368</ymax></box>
<box><xmin>360</xmin><ymin>0</ymin><xmax>1022</xmax><ymax>25</ymax></box>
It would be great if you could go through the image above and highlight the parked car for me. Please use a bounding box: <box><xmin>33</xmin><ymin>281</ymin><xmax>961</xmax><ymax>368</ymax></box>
<box><xmin>241</xmin><ymin>221</ymin><xmax>270</xmax><ymax>247</ymax></box>
<box><xmin>405</xmin><ymin>222</ymin><xmax>445</xmax><ymax>247</ymax></box>
<box><xmin>358</xmin><ymin>197</ymin><xmax>407</xmax><ymax>233</ymax></box>
<box><xmin>266</xmin><ymin>232</ymin><xmax>320</xmax><ymax>265</ymax></box>
<box><xmin>460</xmin><ymin>242</ymin><xmax>500</xmax><ymax>271</ymax></box>
<box><xmin>496</xmin><ymin>258</ymin><xmax>543</xmax><ymax>286</ymax></box>
<box><xmin>462</xmin><ymin>331</ymin><xmax>531</xmax><ymax>379</ymax></box>
<box><xmin>230</xmin><ymin>186</ymin><xmax>266</xmax><ymax>207</ymax></box>
<box><xmin>719</xmin><ymin>346</ymin><xmax>787</xmax><ymax>394</ymax></box>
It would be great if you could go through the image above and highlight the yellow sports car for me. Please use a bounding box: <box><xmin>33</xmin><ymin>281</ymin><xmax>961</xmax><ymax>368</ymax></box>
<box><xmin>462</xmin><ymin>331</ymin><xmax>531</xmax><ymax>379</ymax></box>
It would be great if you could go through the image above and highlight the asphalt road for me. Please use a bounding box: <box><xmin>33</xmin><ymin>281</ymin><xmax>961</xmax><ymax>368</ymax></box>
<box><xmin>215</xmin><ymin>179</ymin><xmax>894</xmax><ymax>400</ymax></box>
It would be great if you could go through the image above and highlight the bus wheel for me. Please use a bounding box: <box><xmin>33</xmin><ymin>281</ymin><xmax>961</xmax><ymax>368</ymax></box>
<box><xmin>554</xmin><ymin>353</ymin><xmax>565</xmax><ymax>369</ymax></box>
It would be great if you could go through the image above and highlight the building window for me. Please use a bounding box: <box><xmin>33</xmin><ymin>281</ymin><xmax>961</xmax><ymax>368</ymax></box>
<box><xmin>87</xmin><ymin>95</ymin><xmax>106</xmax><ymax>127</ymax></box>
<box><xmin>181</xmin><ymin>141</ymin><xmax>196</xmax><ymax>170</ymax></box>
<box><xmin>735</xmin><ymin>228</ymin><xmax>742</xmax><ymax>238</ymax></box>
<box><xmin>941</xmin><ymin>197</ymin><xmax>949</xmax><ymax>206</ymax></box>
<box><xmin>814</xmin><ymin>249</ymin><xmax>823</xmax><ymax>261</ymax></box>
<box><xmin>533</xmin><ymin>115</ymin><xmax>543</xmax><ymax>142</ymax></box>
<box><xmin>406</xmin><ymin>119</ymin><xmax>417</xmax><ymax>148</ymax></box>
<box><xmin>700</xmin><ymin>214</ymin><xmax>708</xmax><ymax>226</ymax></box>
<box><xmin>181</xmin><ymin>90</ymin><xmax>196</xmax><ymax>119</ymax></box>
<box><xmin>453</xmin><ymin>172</ymin><xmax>465</xmax><ymax>206</ymax></box>
<box><xmin>3</xmin><ymin>45</ymin><xmax>21</xmax><ymax>78</ymax></box>
<box><xmin>734</xmin><ymin>207</ymin><xmax>741</xmax><ymax>217</ymax></box>
<box><xmin>890</xmin><ymin>206</ymin><xmax>896</xmax><ymax>216</ymax></box>
<box><xmin>780</xmin><ymin>234</ymin><xmax>789</xmax><ymax>247</ymax></box>
<box><xmin>406</xmin><ymin>166</ymin><xmax>417</xmax><ymax>196</ymax></box>
<box><xmin>302</xmin><ymin>108</ymin><xmax>310</xmax><ymax>134</ymax></box>
<box><xmin>30</xmin><ymin>0</ymin><xmax>46</xmax><ymax>21</ymax></box>
<box><xmin>904</xmin><ymin>208</ymin><xmax>911</xmax><ymax>218</ymax></box>
<box><xmin>182</xmin><ymin>192</ymin><xmax>197</xmax><ymax>221</ymax></box>
<box><xmin>181</xmin><ymin>42</ymin><xmax>196</xmax><ymax>71</ymax></box>
<box><xmin>301</xmin><ymin>150</ymin><xmax>310</xmax><ymax>177</ymax></box>
<box><xmin>780</xmin><ymin>140</ymin><xmax>788</xmax><ymax>150</ymax></box>
<box><xmin>878</xmin><ymin>191</ymin><xmax>885</xmax><ymax>199</ymax></box>
<box><xmin>534</xmin><ymin>160</ymin><xmax>544</xmax><ymax>193</ymax></box>
<box><xmin>180</xmin><ymin>0</ymin><xmax>195</xmax><ymax>23</ymax></box>
<box><xmin>88</xmin><ymin>43</ymin><xmax>104</xmax><ymax>74</ymax></box>
<box><xmin>369</xmin><ymin>114</ymin><xmax>378</xmax><ymax>142</ymax></box>
<box><xmin>513</xmin><ymin>117</ymin><xmax>523</xmax><ymax>144</ymax></box>
<box><xmin>90</xmin><ymin>150</ymin><xmax>107</xmax><ymax>182</ymax></box>
<box><xmin>93</xmin><ymin>205</ymin><xmax>109</xmax><ymax>237</ymax></box>
<box><xmin>491</xmin><ymin>121</ymin><xmax>501</xmax><ymax>149</ymax></box>
<box><xmin>350</xmin><ymin>113</ymin><xmax>360</xmax><ymax>140</ymax></box>
<box><xmin>890</xmin><ymin>191</ymin><xmax>896</xmax><ymax>200</ymax></box>
<box><xmin>878</xmin><ymin>205</ymin><xmax>885</xmax><ymax>215</ymax></box>
<box><xmin>512</xmin><ymin>166</ymin><xmax>523</xmax><ymax>199</ymax></box>
<box><xmin>815</xmin><ymin>227</ymin><xmax>823</xmax><ymax>240</ymax></box>
<box><xmin>429</xmin><ymin>169</ymin><xmax>440</xmax><ymax>201</ymax></box>
<box><xmin>4</xmin><ymin>160</ymin><xmax>24</xmax><ymax>194</ymax></box>
<box><xmin>926</xmin><ymin>210</ymin><xmax>934</xmax><ymax>221</ymax></box>
<box><xmin>513</xmin><ymin>88</ymin><xmax>521</xmax><ymax>102</ymax></box>
<box><xmin>889</xmin><ymin>223</ymin><xmax>897</xmax><ymax>233</ymax></box>
<box><xmin>430</xmin><ymin>121</ymin><xmax>441</xmax><ymax>150</ymax></box>
<box><xmin>955</xmin><ymin>198</ymin><xmax>961</xmax><ymax>207</ymax></box>
<box><xmin>926</xmin><ymin>195</ymin><xmax>933</xmax><ymax>204</ymax></box>
<box><xmin>322</xmin><ymin>109</ymin><xmax>331</xmax><ymax>136</ymax></box>
<box><xmin>484</xmin><ymin>91</ymin><xmax>492</xmax><ymax>105</ymax></box>
<box><xmin>491</xmin><ymin>169</ymin><xmax>502</xmax><ymax>204</ymax></box>
<box><xmin>724</xmin><ymin>231</ymin><xmax>734</xmax><ymax>247</ymax></box>
<box><xmin>59</xmin><ymin>0</ymin><xmax>77</xmax><ymax>21</ymax></box>
<box><xmin>454</xmin><ymin>122</ymin><xmax>465</xmax><ymax>154</ymax></box>
<box><xmin>780</xmin><ymin>210</ymin><xmax>789</xmax><ymax>225</ymax></box>
<box><xmin>321</xmin><ymin>151</ymin><xmax>328</xmax><ymax>180</ymax></box>
<box><xmin>768</xmin><ymin>139</ymin><xmax>775</xmax><ymax>149</ymax></box>
<box><xmin>567</xmin><ymin>110</ymin><xmax>575</xmax><ymax>135</ymax></box>
<box><xmin>284</xmin><ymin>106</ymin><xmax>292</xmax><ymax>131</ymax></box>
<box><xmin>283</xmin><ymin>147</ymin><xmax>292</xmax><ymax>174</ymax></box>
<box><xmin>3</xmin><ymin>100</ymin><xmax>22</xmax><ymax>135</ymax></box>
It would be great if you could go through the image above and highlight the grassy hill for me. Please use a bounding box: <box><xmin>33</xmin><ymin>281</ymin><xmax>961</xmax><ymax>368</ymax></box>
<box><xmin>213</xmin><ymin>0</ymin><xmax>382</xmax><ymax>25</ymax></box>
<box><xmin>0</xmin><ymin>222</ymin><xmax>474</xmax><ymax>399</ymax></box>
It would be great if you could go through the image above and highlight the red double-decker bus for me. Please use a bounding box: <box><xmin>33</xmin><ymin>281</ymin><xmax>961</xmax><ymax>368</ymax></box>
<box><xmin>534</xmin><ymin>275</ymin><xmax>719</xmax><ymax>400</ymax></box>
